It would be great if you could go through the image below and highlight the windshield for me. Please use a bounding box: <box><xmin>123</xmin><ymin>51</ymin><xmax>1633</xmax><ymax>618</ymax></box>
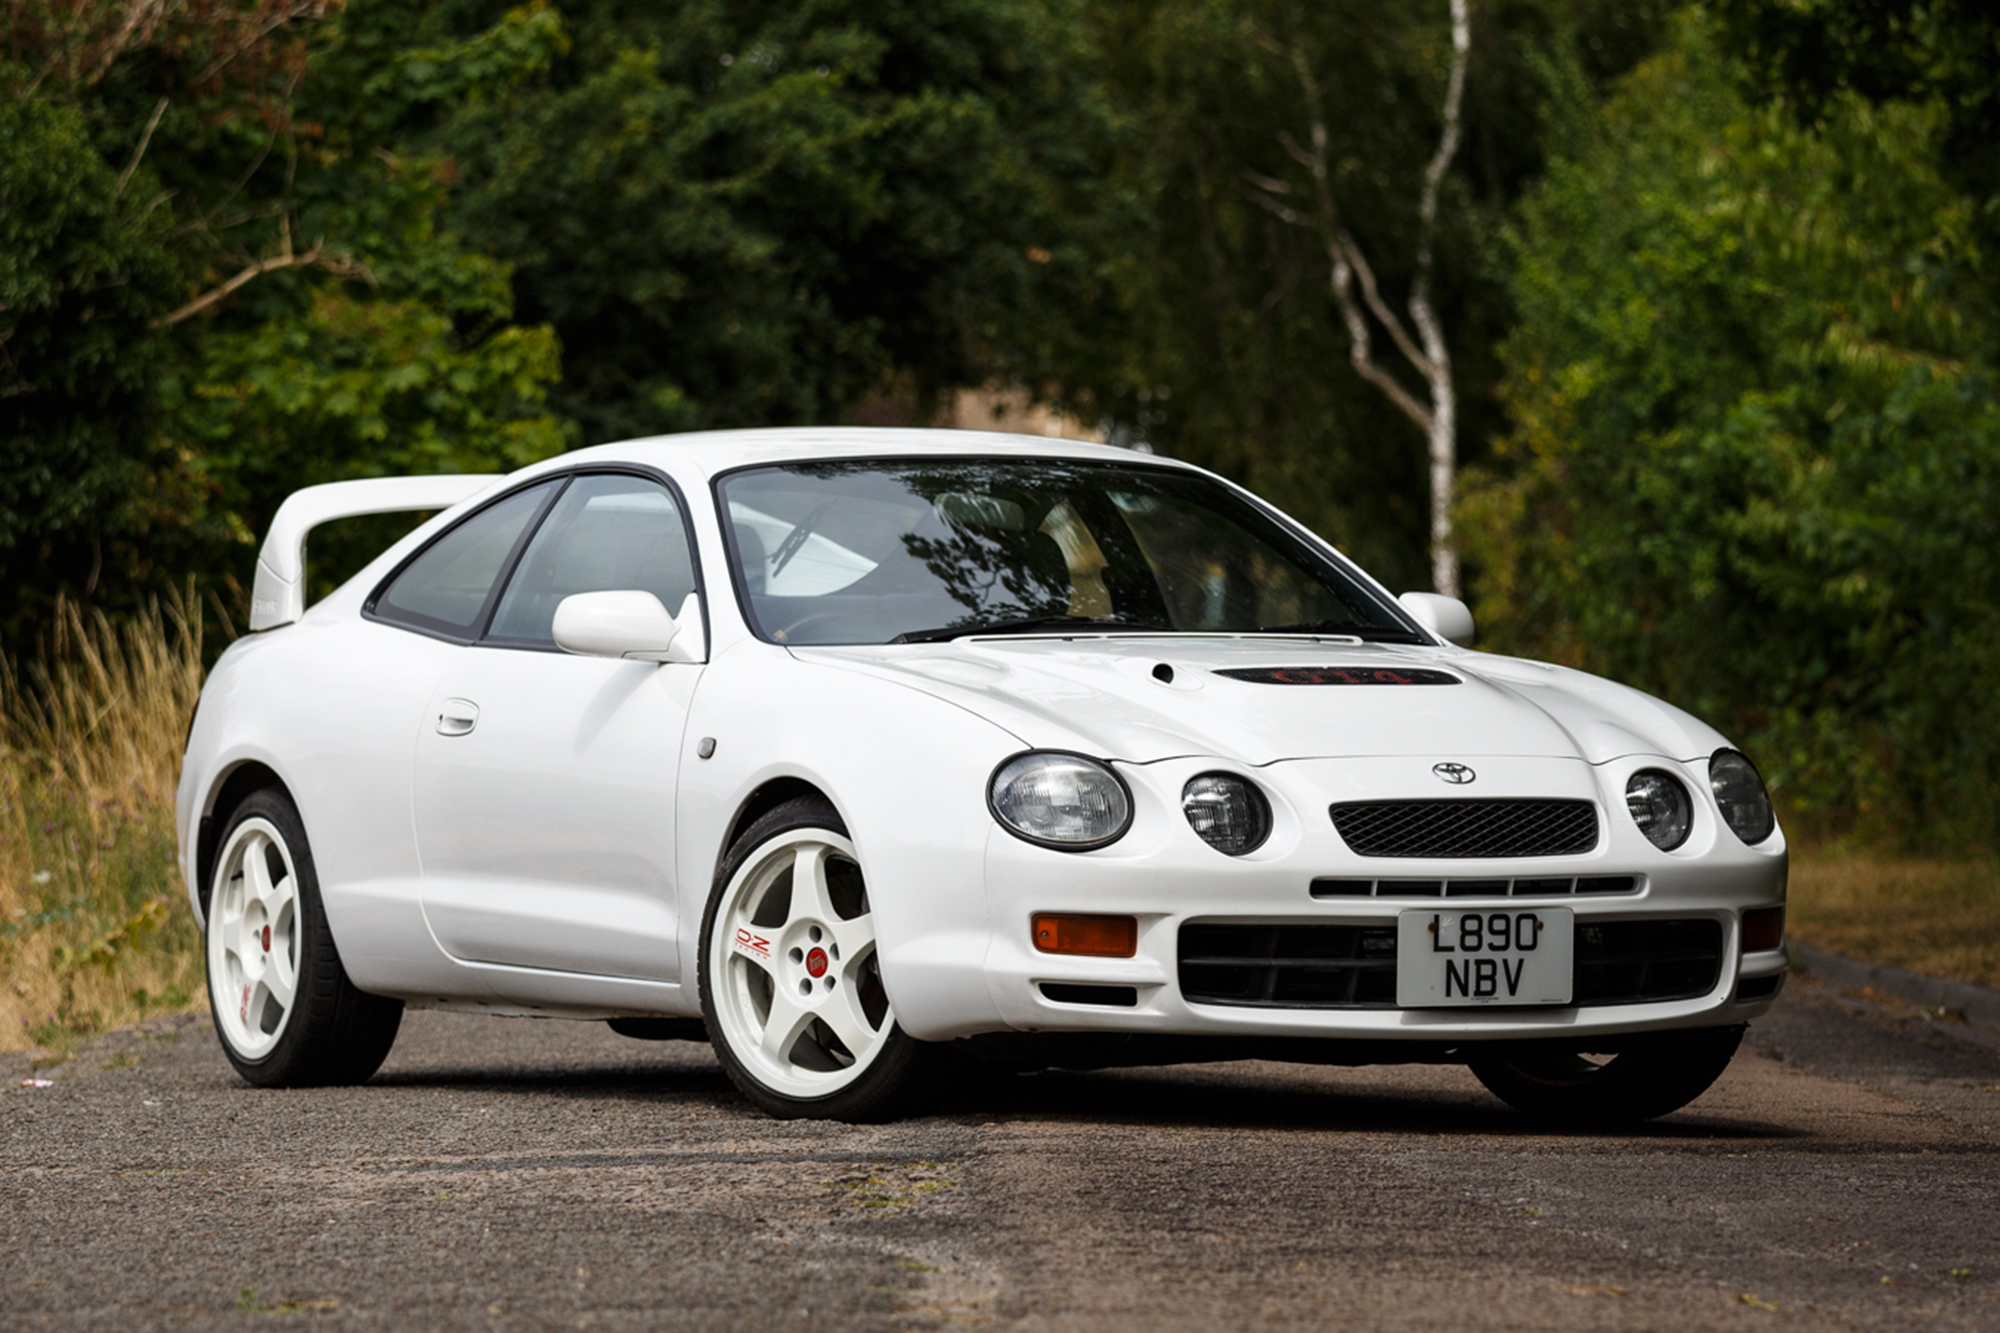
<box><xmin>717</xmin><ymin>458</ymin><xmax>1421</xmax><ymax>647</ymax></box>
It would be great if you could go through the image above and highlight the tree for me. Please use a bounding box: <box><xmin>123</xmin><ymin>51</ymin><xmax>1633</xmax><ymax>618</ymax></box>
<box><xmin>1076</xmin><ymin>0</ymin><xmax>1672</xmax><ymax>591</ymax></box>
<box><xmin>1239</xmin><ymin>0</ymin><xmax>1472</xmax><ymax>595</ymax></box>
<box><xmin>0</xmin><ymin>0</ymin><xmax>573</xmax><ymax>634</ymax></box>
<box><xmin>1716</xmin><ymin>0</ymin><xmax>2000</xmax><ymax>265</ymax></box>
<box><xmin>366</xmin><ymin>0</ymin><xmax>1132</xmax><ymax>448</ymax></box>
<box><xmin>1461</xmin><ymin>14</ymin><xmax>2000</xmax><ymax>845</ymax></box>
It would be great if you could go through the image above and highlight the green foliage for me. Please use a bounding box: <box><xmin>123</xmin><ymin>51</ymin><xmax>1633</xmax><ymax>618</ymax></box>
<box><xmin>382</xmin><ymin>0</ymin><xmax>1132</xmax><ymax>445</ymax></box>
<box><xmin>0</xmin><ymin>90</ymin><xmax>192</xmax><ymax>625</ymax></box>
<box><xmin>0</xmin><ymin>0</ymin><xmax>571</xmax><ymax>634</ymax></box>
<box><xmin>1715</xmin><ymin>0</ymin><xmax>2000</xmax><ymax>274</ymax></box>
<box><xmin>1462</xmin><ymin>15</ymin><xmax>2000</xmax><ymax>847</ymax></box>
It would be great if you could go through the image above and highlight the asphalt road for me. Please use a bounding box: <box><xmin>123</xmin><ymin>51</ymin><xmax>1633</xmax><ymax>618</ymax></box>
<box><xmin>6</xmin><ymin>982</ymin><xmax>1999</xmax><ymax>1331</ymax></box>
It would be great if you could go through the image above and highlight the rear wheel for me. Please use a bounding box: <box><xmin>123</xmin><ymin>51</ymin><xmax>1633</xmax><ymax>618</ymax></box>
<box><xmin>699</xmin><ymin>797</ymin><xmax>931</xmax><ymax>1120</ymax></box>
<box><xmin>205</xmin><ymin>789</ymin><xmax>403</xmax><ymax>1087</ymax></box>
<box><xmin>1468</xmin><ymin>1025</ymin><xmax>1745</xmax><ymax>1126</ymax></box>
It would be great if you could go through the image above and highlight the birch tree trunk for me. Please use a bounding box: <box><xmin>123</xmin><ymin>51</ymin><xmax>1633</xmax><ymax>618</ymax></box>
<box><xmin>1246</xmin><ymin>0</ymin><xmax>1472</xmax><ymax>595</ymax></box>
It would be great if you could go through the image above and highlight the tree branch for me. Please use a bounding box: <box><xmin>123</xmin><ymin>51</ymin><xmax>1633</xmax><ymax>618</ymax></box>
<box><xmin>194</xmin><ymin>0</ymin><xmax>331</xmax><ymax>87</ymax></box>
<box><xmin>1335</xmin><ymin>228</ymin><xmax>1436</xmax><ymax>381</ymax></box>
<box><xmin>114</xmin><ymin>97</ymin><xmax>169</xmax><ymax>198</ymax></box>
<box><xmin>84</xmin><ymin>0</ymin><xmax>173</xmax><ymax>88</ymax></box>
<box><xmin>1283</xmin><ymin>39</ymin><xmax>1436</xmax><ymax>418</ymax></box>
<box><xmin>1331</xmin><ymin>246</ymin><xmax>1435</xmax><ymax>434</ymax></box>
<box><xmin>152</xmin><ymin>236</ymin><xmax>363</xmax><ymax>326</ymax></box>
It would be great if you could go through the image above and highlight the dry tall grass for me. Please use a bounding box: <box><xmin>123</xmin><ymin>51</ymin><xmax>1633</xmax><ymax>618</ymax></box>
<box><xmin>1</xmin><ymin>592</ymin><xmax>212</xmax><ymax>1054</ymax></box>
<box><xmin>1789</xmin><ymin>857</ymin><xmax>2000</xmax><ymax>990</ymax></box>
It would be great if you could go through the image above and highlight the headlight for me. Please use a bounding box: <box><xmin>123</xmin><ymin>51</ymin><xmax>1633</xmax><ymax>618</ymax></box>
<box><xmin>1181</xmin><ymin>773</ymin><xmax>1271</xmax><ymax>855</ymax></box>
<box><xmin>989</xmin><ymin>752</ymin><xmax>1133</xmax><ymax>851</ymax></box>
<box><xmin>1709</xmin><ymin>749</ymin><xmax>1775</xmax><ymax>844</ymax></box>
<box><xmin>1626</xmin><ymin>770</ymin><xmax>1692</xmax><ymax>850</ymax></box>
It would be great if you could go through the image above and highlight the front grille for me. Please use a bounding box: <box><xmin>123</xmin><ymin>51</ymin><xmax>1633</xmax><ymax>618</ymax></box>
<box><xmin>1329</xmin><ymin>799</ymin><xmax>1599</xmax><ymax>858</ymax></box>
<box><xmin>1575</xmin><ymin>920</ymin><xmax>1723</xmax><ymax>1004</ymax></box>
<box><xmin>1178</xmin><ymin>917</ymin><xmax>1722</xmax><ymax>1009</ymax></box>
<box><xmin>1178</xmin><ymin>923</ymin><xmax>1398</xmax><ymax>1009</ymax></box>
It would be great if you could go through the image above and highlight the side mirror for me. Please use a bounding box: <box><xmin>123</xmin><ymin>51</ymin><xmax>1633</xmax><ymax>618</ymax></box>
<box><xmin>1398</xmin><ymin>591</ymin><xmax>1476</xmax><ymax>647</ymax></box>
<box><xmin>553</xmin><ymin>591</ymin><xmax>703</xmax><ymax>663</ymax></box>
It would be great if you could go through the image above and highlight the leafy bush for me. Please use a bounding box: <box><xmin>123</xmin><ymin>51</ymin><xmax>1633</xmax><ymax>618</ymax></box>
<box><xmin>1462</xmin><ymin>16</ymin><xmax>2000</xmax><ymax>849</ymax></box>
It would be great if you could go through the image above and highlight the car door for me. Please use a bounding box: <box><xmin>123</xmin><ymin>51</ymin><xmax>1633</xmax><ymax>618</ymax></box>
<box><xmin>412</xmin><ymin>470</ymin><xmax>706</xmax><ymax>984</ymax></box>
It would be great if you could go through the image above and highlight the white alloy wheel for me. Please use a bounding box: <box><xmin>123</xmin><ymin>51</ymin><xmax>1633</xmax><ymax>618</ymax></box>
<box><xmin>707</xmin><ymin>828</ymin><xmax>893</xmax><ymax>1100</ymax></box>
<box><xmin>206</xmin><ymin>817</ymin><xmax>302</xmax><ymax>1061</ymax></box>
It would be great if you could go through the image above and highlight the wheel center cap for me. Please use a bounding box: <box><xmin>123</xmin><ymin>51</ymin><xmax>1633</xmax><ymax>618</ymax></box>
<box><xmin>261</xmin><ymin>925</ymin><xmax>271</xmax><ymax>953</ymax></box>
<box><xmin>805</xmin><ymin>947</ymin><xmax>828</xmax><ymax>978</ymax></box>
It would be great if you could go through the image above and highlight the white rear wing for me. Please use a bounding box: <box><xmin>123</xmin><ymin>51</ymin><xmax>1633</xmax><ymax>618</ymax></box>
<box><xmin>250</xmin><ymin>475</ymin><xmax>499</xmax><ymax>630</ymax></box>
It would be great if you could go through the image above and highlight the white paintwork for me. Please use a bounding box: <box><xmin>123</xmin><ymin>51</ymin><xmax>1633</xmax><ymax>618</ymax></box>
<box><xmin>552</xmin><ymin>590</ymin><xmax>702</xmax><ymax>664</ymax></box>
<box><xmin>177</xmin><ymin>427</ymin><xmax>1786</xmax><ymax>1059</ymax></box>
<box><xmin>250</xmin><ymin>474</ymin><xmax>498</xmax><ymax>630</ymax></box>
<box><xmin>1399</xmin><ymin>591</ymin><xmax>1476</xmax><ymax>646</ymax></box>
<box><xmin>414</xmin><ymin>647</ymin><xmax>699</xmax><ymax>984</ymax></box>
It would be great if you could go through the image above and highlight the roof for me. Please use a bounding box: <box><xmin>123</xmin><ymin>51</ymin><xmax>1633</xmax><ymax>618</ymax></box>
<box><xmin>546</xmin><ymin>426</ymin><xmax>1180</xmax><ymax>484</ymax></box>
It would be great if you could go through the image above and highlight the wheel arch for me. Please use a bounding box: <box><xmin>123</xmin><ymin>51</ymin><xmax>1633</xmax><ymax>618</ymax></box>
<box><xmin>721</xmin><ymin>777</ymin><xmax>843</xmax><ymax>866</ymax></box>
<box><xmin>196</xmin><ymin>761</ymin><xmax>292</xmax><ymax>916</ymax></box>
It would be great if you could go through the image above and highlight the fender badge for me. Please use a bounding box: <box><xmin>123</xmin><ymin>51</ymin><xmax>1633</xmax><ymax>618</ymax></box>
<box><xmin>1432</xmin><ymin>762</ymin><xmax>1477</xmax><ymax>785</ymax></box>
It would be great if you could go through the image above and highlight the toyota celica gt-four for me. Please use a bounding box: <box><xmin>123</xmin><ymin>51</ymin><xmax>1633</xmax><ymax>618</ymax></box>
<box><xmin>176</xmin><ymin>428</ymin><xmax>1788</xmax><ymax>1122</ymax></box>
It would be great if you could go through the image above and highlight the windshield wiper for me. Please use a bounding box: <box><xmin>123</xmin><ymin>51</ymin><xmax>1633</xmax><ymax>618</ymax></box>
<box><xmin>892</xmin><ymin>615</ymin><xmax>1173</xmax><ymax>644</ymax></box>
<box><xmin>1257</xmin><ymin>620</ymin><xmax>1429</xmax><ymax>644</ymax></box>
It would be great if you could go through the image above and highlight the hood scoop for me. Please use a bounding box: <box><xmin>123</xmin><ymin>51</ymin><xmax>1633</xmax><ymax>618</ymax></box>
<box><xmin>1214</xmin><ymin>666</ymin><xmax>1462</xmax><ymax>686</ymax></box>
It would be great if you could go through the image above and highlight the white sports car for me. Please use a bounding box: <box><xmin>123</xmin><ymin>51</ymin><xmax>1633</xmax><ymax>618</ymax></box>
<box><xmin>176</xmin><ymin>428</ymin><xmax>1788</xmax><ymax>1122</ymax></box>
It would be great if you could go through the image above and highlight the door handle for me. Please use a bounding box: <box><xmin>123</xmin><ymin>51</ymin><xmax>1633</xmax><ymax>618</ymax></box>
<box><xmin>436</xmin><ymin>698</ymin><xmax>479</xmax><ymax>736</ymax></box>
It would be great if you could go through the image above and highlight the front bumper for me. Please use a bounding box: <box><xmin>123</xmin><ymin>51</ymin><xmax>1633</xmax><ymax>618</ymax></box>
<box><xmin>965</xmin><ymin>753</ymin><xmax>1789</xmax><ymax>1045</ymax></box>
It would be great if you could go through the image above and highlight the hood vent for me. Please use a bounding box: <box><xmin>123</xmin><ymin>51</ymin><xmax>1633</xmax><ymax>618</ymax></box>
<box><xmin>1216</xmin><ymin>666</ymin><xmax>1461</xmax><ymax>686</ymax></box>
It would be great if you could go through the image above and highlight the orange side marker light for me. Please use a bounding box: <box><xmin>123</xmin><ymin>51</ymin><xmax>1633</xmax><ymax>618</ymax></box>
<box><xmin>1032</xmin><ymin>913</ymin><xmax>1138</xmax><ymax>958</ymax></box>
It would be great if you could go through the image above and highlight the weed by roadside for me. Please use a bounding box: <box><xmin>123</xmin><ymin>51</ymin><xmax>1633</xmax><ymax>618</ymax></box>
<box><xmin>1</xmin><ymin>593</ymin><xmax>211</xmax><ymax>1053</ymax></box>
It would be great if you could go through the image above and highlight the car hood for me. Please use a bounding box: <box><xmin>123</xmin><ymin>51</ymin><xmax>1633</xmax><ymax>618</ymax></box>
<box><xmin>791</xmin><ymin>636</ymin><xmax>1729</xmax><ymax>766</ymax></box>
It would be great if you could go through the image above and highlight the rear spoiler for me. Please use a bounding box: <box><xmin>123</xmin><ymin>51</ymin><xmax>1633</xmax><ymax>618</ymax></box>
<box><xmin>250</xmin><ymin>475</ymin><xmax>499</xmax><ymax>630</ymax></box>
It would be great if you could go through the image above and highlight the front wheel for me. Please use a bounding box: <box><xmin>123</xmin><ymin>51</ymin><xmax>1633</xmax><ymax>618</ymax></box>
<box><xmin>205</xmin><ymin>789</ymin><xmax>403</xmax><ymax>1087</ymax></box>
<box><xmin>1468</xmin><ymin>1025</ymin><xmax>1745</xmax><ymax>1126</ymax></box>
<box><xmin>698</xmin><ymin>797</ymin><xmax>931</xmax><ymax>1120</ymax></box>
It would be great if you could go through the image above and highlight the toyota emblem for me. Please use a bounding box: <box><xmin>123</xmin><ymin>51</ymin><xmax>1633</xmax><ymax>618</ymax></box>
<box><xmin>1432</xmin><ymin>762</ymin><xmax>1476</xmax><ymax>785</ymax></box>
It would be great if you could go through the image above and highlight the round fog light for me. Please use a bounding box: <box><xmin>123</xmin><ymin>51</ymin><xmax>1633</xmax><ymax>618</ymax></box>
<box><xmin>1626</xmin><ymin>770</ymin><xmax>1692</xmax><ymax>851</ymax></box>
<box><xmin>1182</xmin><ymin>773</ymin><xmax>1272</xmax><ymax>855</ymax></box>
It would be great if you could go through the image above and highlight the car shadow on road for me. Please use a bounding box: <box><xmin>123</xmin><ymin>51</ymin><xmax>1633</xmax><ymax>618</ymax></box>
<box><xmin>927</xmin><ymin>1062</ymin><xmax>1809</xmax><ymax>1143</ymax></box>
<box><xmin>370</xmin><ymin>1049</ymin><xmax>738</xmax><ymax>1106</ymax></box>
<box><xmin>367</xmin><ymin>1047</ymin><xmax>1803</xmax><ymax>1143</ymax></box>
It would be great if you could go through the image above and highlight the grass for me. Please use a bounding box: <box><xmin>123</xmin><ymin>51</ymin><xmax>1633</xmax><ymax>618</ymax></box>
<box><xmin>1788</xmin><ymin>857</ymin><xmax>2000</xmax><ymax>990</ymax></box>
<box><xmin>1</xmin><ymin>594</ymin><xmax>211</xmax><ymax>1054</ymax></box>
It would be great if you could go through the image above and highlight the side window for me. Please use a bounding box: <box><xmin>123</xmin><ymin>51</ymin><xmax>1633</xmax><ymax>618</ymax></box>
<box><xmin>485</xmin><ymin>474</ymin><xmax>698</xmax><ymax>645</ymax></box>
<box><xmin>371</xmin><ymin>481</ymin><xmax>558</xmax><ymax>639</ymax></box>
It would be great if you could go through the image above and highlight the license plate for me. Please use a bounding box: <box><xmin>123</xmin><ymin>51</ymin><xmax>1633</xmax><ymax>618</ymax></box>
<box><xmin>1395</xmin><ymin>907</ymin><xmax>1574</xmax><ymax>1007</ymax></box>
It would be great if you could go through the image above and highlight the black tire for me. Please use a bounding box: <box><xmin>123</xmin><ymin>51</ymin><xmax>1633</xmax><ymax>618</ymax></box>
<box><xmin>1468</xmin><ymin>1025</ymin><xmax>1745</xmax><ymax>1126</ymax></box>
<box><xmin>204</xmin><ymin>788</ymin><xmax>403</xmax><ymax>1087</ymax></box>
<box><xmin>698</xmin><ymin>796</ymin><xmax>935</xmax><ymax>1121</ymax></box>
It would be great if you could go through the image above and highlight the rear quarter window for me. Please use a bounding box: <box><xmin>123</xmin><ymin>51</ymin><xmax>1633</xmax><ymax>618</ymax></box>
<box><xmin>369</xmin><ymin>481</ymin><xmax>558</xmax><ymax>639</ymax></box>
